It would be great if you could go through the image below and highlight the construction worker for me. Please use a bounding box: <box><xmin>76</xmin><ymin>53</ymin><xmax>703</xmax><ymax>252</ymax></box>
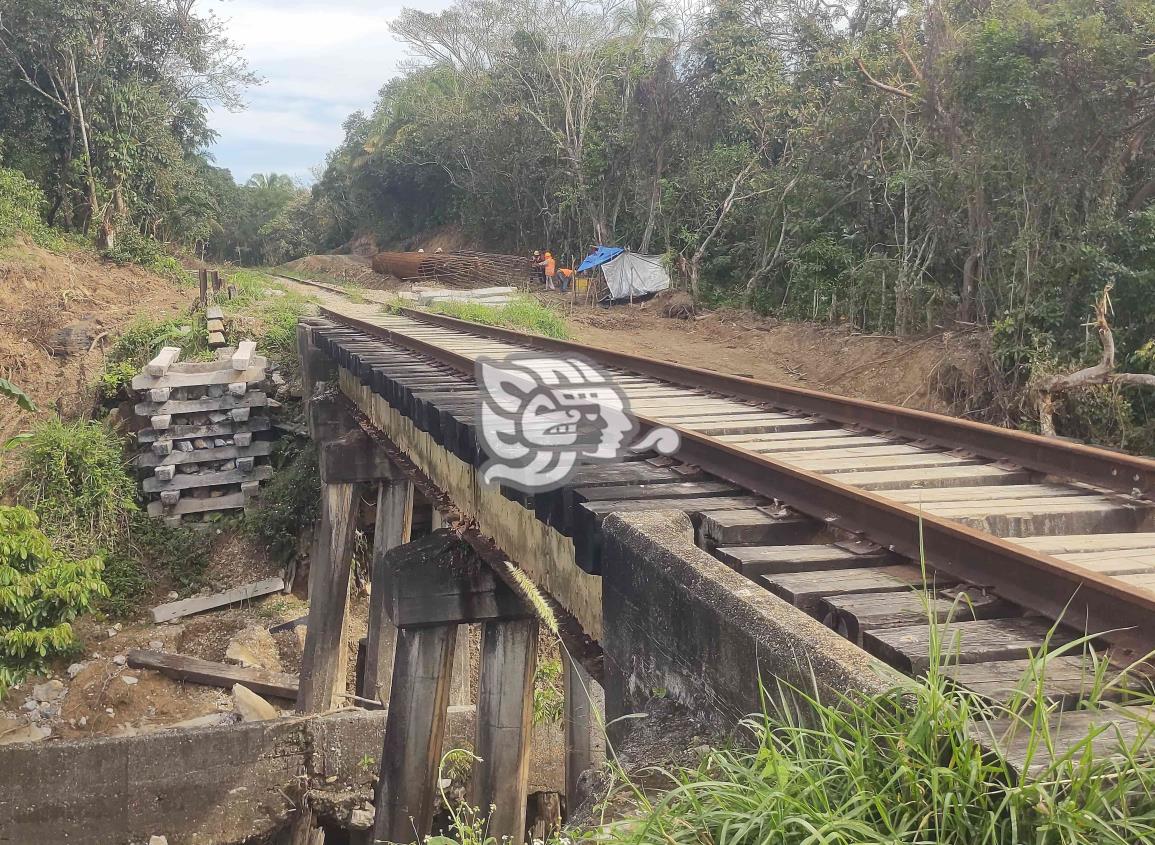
<box><xmin>530</xmin><ymin>250</ymin><xmax>545</xmax><ymax>286</ymax></box>
<box><xmin>541</xmin><ymin>251</ymin><xmax>557</xmax><ymax>290</ymax></box>
<box><xmin>557</xmin><ymin>265</ymin><xmax>575</xmax><ymax>292</ymax></box>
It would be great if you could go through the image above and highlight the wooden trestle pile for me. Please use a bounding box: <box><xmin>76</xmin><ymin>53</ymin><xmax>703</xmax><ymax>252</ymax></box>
<box><xmin>131</xmin><ymin>340</ymin><xmax>274</xmax><ymax>524</ymax></box>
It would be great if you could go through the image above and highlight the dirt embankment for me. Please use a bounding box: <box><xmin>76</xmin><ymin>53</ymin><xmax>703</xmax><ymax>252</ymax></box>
<box><xmin>560</xmin><ymin>299</ymin><xmax>990</xmax><ymax>414</ymax></box>
<box><xmin>0</xmin><ymin>238</ymin><xmax>190</xmax><ymax>445</ymax></box>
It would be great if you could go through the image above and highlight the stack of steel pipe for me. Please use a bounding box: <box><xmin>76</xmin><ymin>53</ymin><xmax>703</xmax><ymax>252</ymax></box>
<box><xmin>371</xmin><ymin>251</ymin><xmax>535</xmax><ymax>288</ymax></box>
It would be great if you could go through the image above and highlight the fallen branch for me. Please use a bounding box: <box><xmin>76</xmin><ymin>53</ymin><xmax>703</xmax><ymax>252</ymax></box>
<box><xmin>1035</xmin><ymin>283</ymin><xmax>1155</xmax><ymax>436</ymax></box>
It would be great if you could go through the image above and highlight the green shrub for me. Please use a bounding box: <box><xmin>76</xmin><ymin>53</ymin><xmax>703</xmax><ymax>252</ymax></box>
<box><xmin>244</xmin><ymin>440</ymin><xmax>320</xmax><ymax>564</ymax></box>
<box><xmin>0</xmin><ymin>166</ymin><xmax>64</xmax><ymax>250</ymax></box>
<box><xmin>100</xmin><ymin>514</ymin><xmax>212</xmax><ymax>615</ymax></box>
<box><xmin>423</xmin><ymin>296</ymin><xmax>569</xmax><ymax>338</ymax></box>
<box><xmin>13</xmin><ymin>419</ymin><xmax>137</xmax><ymax>551</ymax></box>
<box><xmin>102</xmin><ymin>227</ymin><xmax>191</xmax><ymax>285</ymax></box>
<box><xmin>0</xmin><ymin>506</ymin><xmax>108</xmax><ymax>697</ymax></box>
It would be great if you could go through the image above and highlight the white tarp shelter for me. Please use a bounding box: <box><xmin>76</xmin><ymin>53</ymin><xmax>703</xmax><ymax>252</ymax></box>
<box><xmin>600</xmin><ymin>252</ymin><xmax>670</xmax><ymax>299</ymax></box>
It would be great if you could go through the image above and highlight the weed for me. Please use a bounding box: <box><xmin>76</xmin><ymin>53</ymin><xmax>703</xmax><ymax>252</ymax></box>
<box><xmin>12</xmin><ymin>419</ymin><xmax>137</xmax><ymax>553</ymax></box>
<box><xmin>99</xmin><ymin>314</ymin><xmax>212</xmax><ymax>398</ymax></box>
<box><xmin>0</xmin><ymin>506</ymin><xmax>107</xmax><ymax>697</ymax></box>
<box><xmin>102</xmin><ymin>227</ymin><xmax>191</xmax><ymax>285</ymax></box>
<box><xmin>244</xmin><ymin>440</ymin><xmax>320</xmax><ymax>564</ymax></box>
<box><xmin>127</xmin><ymin>513</ymin><xmax>211</xmax><ymax>591</ymax></box>
<box><xmin>533</xmin><ymin>654</ymin><xmax>564</xmax><ymax>725</ymax></box>
<box><xmin>418</xmin><ymin>296</ymin><xmax>569</xmax><ymax>339</ymax></box>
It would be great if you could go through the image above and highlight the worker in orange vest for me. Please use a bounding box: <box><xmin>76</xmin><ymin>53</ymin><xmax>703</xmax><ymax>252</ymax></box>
<box><xmin>557</xmin><ymin>265</ymin><xmax>575</xmax><ymax>292</ymax></box>
<box><xmin>535</xmin><ymin>251</ymin><xmax>557</xmax><ymax>290</ymax></box>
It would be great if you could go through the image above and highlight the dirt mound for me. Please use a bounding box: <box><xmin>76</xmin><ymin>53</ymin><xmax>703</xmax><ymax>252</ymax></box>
<box><xmin>0</xmin><ymin>237</ymin><xmax>189</xmax><ymax>447</ymax></box>
<box><xmin>279</xmin><ymin>254</ymin><xmax>390</xmax><ymax>288</ymax></box>
<box><xmin>654</xmin><ymin>290</ymin><xmax>695</xmax><ymax>319</ymax></box>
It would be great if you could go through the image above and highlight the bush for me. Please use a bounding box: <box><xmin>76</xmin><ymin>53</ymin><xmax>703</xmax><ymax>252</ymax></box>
<box><xmin>0</xmin><ymin>506</ymin><xmax>108</xmax><ymax>697</ymax></box>
<box><xmin>423</xmin><ymin>296</ymin><xmax>569</xmax><ymax>338</ymax></box>
<box><xmin>13</xmin><ymin>419</ymin><xmax>137</xmax><ymax>552</ymax></box>
<box><xmin>101</xmin><ymin>514</ymin><xmax>212</xmax><ymax>615</ymax></box>
<box><xmin>244</xmin><ymin>440</ymin><xmax>320</xmax><ymax>564</ymax></box>
<box><xmin>0</xmin><ymin>166</ymin><xmax>64</xmax><ymax>250</ymax></box>
<box><xmin>102</xmin><ymin>227</ymin><xmax>191</xmax><ymax>285</ymax></box>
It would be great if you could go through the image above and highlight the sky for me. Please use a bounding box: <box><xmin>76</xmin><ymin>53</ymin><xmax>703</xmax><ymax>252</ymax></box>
<box><xmin>205</xmin><ymin>0</ymin><xmax>451</xmax><ymax>185</ymax></box>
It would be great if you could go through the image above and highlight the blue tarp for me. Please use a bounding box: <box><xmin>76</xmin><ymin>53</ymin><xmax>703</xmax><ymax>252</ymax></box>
<box><xmin>577</xmin><ymin>245</ymin><xmax>624</xmax><ymax>273</ymax></box>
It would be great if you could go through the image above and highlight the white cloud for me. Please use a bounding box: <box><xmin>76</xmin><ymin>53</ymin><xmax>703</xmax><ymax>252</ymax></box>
<box><xmin>205</xmin><ymin>0</ymin><xmax>454</xmax><ymax>182</ymax></box>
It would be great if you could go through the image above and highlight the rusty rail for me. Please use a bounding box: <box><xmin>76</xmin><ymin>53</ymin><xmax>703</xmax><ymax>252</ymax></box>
<box><xmin>317</xmin><ymin>302</ymin><xmax>1155</xmax><ymax>660</ymax></box>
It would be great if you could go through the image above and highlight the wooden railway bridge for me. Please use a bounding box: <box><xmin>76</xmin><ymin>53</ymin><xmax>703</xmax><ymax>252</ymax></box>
<box><xmin>290</xmin><ymin>291</ymin><xmax>1155</xmax><ymax>844</ymax></box>
<box><xmin>7</xmin><ymin>282</ymin><xmax>1155</xmax><ymax>845</ymax></box>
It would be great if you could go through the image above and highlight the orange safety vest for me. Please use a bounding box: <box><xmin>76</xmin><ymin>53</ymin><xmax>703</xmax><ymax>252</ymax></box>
<box><xmin>544</xmin><ymin>255</ymin><xmax>556</xmax><ymax>275</ymax></box>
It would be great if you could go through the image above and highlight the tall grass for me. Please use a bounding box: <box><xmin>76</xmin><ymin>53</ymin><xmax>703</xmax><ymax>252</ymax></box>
<box><xmin>593</xmin><ymin>625</ymin><xmax>1155</xmax><ymax>845</ymax></box>
<box><xmin>422</xmin><ymin>296</ymin><xmax>569</xmax><ymax>339</ymax></box>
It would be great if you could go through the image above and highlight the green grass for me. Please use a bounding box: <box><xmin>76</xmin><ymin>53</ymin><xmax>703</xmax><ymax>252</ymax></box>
<box><xmin>590</xmin><ymin>621</ymin><xmax>1155</xmax><ymax>845</ymax></box>
<box><xmin>419</xmin><ymin>296</ymin><xmax>569</xmax><ymax>339</ymax></box>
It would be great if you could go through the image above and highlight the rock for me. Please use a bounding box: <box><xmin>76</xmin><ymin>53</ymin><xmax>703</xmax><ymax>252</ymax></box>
<box><xmin>175</xmin><ymin>440</ymin><xmax>195</xmax><ymax>453</ymax></box>
<box><xmin>20</xmin><ymin>699</ymin><xmax>38</xmax><ymax>712</ymax></box>
<box><xmin>166</xmin><ymin>591</ymin><xmax>179</xmax><ymax>600</ymax></box>
<box><xmin>107</xmin><ymin>628</ymin><xmax>118</xmax><ymax>638</ymax></box>
<box><xmin>149</xmin><ymin>640</ymin><xmax>164</xmax><ymax>650</ymax></box>
<box><xmin>33</xmin><ymin>679</ymin><xmax>65</xmax><ymax>703</ymax></box>
<box><xmin>77</xmin><ymin>716</ymin><xmax>87</xmax><ymax>728</ymax></box>
<box><xmin>149</xmin><ymin>837</ymin><xmax>169</xmax><ymax>845</ymax></box>
<box><xmin>349</xmin><ymin>808</ymin><xmax>375</xmax><ymax>830</ymax></box>
<box><xmin>225</xmin><ymin>625</ymin><xmax>282</xmax><ymax>671</ymax></box>
<box><xmin>213</xmin><ymin>438</ymin><xmax>228</xmax><ymax>447</ymax></box>
<box><xmin>0</xmin><ymin>717</ymin><xmax>50</xmax><ymax>746</ymax></box>
<box><xmin>67</xmin><ymin>662</ymin><xmax>86</xmax><ymax>678</ymax></box>
<box><xmin>121</xmin><ymin>675</ymin><xmax>139</xmax><ymax>686</ymax></box>
<box><xmin>37</xmin><ymin>702</ymin><xmax>61</xmax><ymax>719</ymax></box>
<box><xmin>166</xmin><ymin>712</ymin><xmax>234</xmax><ymax>730</ymax></box>
<box><xmin>112</xmin><ymin>654</ymin><xmax>127</xmax><ymax>666</ymax></box>
<box><xmin>49</xmin><ymin>320</ymin><xmax>101</xmax><ymax>356</ymax></box>
<box><xmin>231</xmin><ymin>684</ymin><xmax>279</xmax><ymax>722</ymax></box>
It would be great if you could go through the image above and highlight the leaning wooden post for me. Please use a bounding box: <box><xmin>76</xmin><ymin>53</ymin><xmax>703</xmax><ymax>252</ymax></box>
<box><xmin>371</xmin><ymin>530</ymin><xmax>534</xmax><ymax>845</ymax></box>
<box><xmin>297</xmin><ymin>394</ymin><xmax>399</xmax><ymax>713</ymax></box>
<box><xmin>472</xmin><ymin>617</ymin><xmax>539</xmax><ymax>844</ymax></box>
<box><xmin>373</xmin><ymin>624</ymin><xmax>458</xmax><ymax>843</ymax></box>
<box><xmin>361</xmin><ymin>478</ymin><xmax>414</xmax><ymax>706</ymax></box>
<box><xmin>198</xmin><ymin>268</ymin><xmax>208</xmax><ymax>305</ymax></box>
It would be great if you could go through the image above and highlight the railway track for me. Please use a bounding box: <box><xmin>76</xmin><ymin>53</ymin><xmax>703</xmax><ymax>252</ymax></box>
<box><xmin>292</xmin><ymin>279</ymin><xmax>1155</xmax><ymax>759</ymax></box>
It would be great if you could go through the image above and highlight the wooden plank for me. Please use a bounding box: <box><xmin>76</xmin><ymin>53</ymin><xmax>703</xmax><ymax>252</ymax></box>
<box><xmin>146</xmin><ymin>491</ymin><xmax>247</xmax><ymax>517</ymax></box>
<box><xmin>134</xmin><ymin>392</ymin><xmax>268</xmax><ymax>416</ymax></box>
<box><xmin>206</xmin><ymin>305</ymin><xmax>224</xmax><ymax>320</ymax></box>
<box><xmin>681</xmin><ymin>418</ymin><xmax>831</xmax><ymax>436</ymax></box>
<box><xmin>783</xmin><ymin>452</ymin><xmax>983</xmax><ymax>473</ymax></box>
<box><xmin>372</xmin><ymin>624</ymin><xmax>457</xmax><ymax>844</ymax></box>
<box><xmin>126</xmin><ymin>649</ymin><xmax>298</xmax><ymax>700</ymax></box>
<box><xmin>145</xmin><ymin>346</ymin><xmax>181</xmax><ymax>377</ymax></box>
<box><xmin>136</xmin><ymin>440</ymin><xmax>273</xmax><ymax>468</ymax></box>
<box><xmin>208</xmin><ymin>331</ymin><xmax>227</xmax><ymax>347</ymax></box>
<box><xmin>207</xmin><ymin>319</ymin><xmax>226</xmax><ymax>333</ymax></box>
<box><xmin>886</xmin><ymin>484</ymin><xmax>1092</xmax><ymax>504</ymax></box>
<box><xmin>363</xmin><ymin>480</ymin><xmax>414</xmax><ymax>707</ymax></box>
<box><xmin>760</xmin><ymin>565</ymin><xmax>952</xmax><ymax>613</ymax></box>
<box><xmin>1016</xmin><ymin>533</ymin><xmax>1155</xmax><ymax>555</ymax></box>
<box><xmin>473</xmin><ymin>618</ymin><xmax>538</xmax><ymax>845</ymax></box>
<box><xmin>980</xmin><ymin>705</ymin><xmax>1155</xmax><ymax>774</ymax></box>
<box><xmin>943</xmin><ymin>656</ymin><xmax>1135</xmax><ymax>706</ymax></box>
<box><xmin>165</xmin><ymin>356</ymin><xmax>266</xmax><ymax>375</ymax></box>
<box><xmin>137</xmin><ymin>417</ymin><xmax>270</xmax><ymax>444</ymax></box>
<box><xmin>142</xmin><ymin>465</ymin><xmax>272</xmax><ymax>493</ymax></box>
<box><xmin>697</xmin><ymin>508</ymin><xmax>822</xmax><ymax>546</ymax></box>
<box><xmin>814</xmin><ymin>589</ymin><xmax>1011</xmax><ymax>644</ymax></box>
<box><xmin>232</xmin><ymin>340</ymin><xmax>257</xmax><ymax>370</ymax></box>
<box><xmin>864</xmin><ymin>617</ymin><xmax>1064</xmax><ymax>673</ymax></box>
<box><xmin>714</xmin><ymin>544</ymin><xmax>892</xmax><ymax>578</ymax></box>
<box><xmin>131</xmin><ymin>362</ymin><xmax>267</xmax><ymax>391</ymax></box>
<box><xmin>840</xmin><ymin>465</ymin><xmax>1034</xmax><ymax>490</ymax></box>
<box><xmin>149</xmin><ymin>576</ymin><xmax>284</xmax><ymax>622</ymax></box>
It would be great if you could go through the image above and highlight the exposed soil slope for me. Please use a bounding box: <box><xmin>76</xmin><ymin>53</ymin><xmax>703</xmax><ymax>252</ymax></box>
<box><xmin>0</xmin><ymin>237</ymin><xmax>189</xmax><ymax>446</ymax></box>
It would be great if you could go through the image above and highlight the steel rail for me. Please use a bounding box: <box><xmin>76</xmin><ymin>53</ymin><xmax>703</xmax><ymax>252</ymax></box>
<box><xmin>318</xmin><ymin>303</ymin><xmax>1155</xmax><ymax>660</ymax></box>
<box><xmin>395</xmin><ymin>308</ymin><xmax>1155</xmax><ymax>501</ymax></box>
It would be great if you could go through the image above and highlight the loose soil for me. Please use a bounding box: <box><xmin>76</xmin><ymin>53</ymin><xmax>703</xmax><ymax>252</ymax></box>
<box><xmin>0</xmin><ymin>237</ymin><xmax>190</xmax><ymax>448</ymax></box>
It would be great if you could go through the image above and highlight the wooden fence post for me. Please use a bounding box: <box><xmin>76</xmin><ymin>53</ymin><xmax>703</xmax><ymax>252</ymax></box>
<box><xmin>361</xmin><ymin>478</ymin><xmax>413</xmax><ymax>706</ymax></box>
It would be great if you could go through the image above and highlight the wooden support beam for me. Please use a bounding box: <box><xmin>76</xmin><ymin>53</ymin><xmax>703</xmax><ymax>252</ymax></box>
<box><xmin>564</xmin><ymin>654</ymin><xmax>602</xmax><ymax>811</ymax></box>
<box><xmin>320</xmin><ymin>428</ymin><xmax>399</xmax><ymax>484</ymax></box>
<box><xmin>145</xmin><ymin>347</ymin><xmax>181</xmax><ymax>377</ymax></box>
<box><xmin>451</xmin><ymin>626</ymin><xmax>472</xmax><ymax>706</ymax></box>
<box><xmin>362</xmin><ymin>479</ymin><xmax>413</xmax><ymax>707</ymax></box>
<box><xmin>233</xmin><ymin>340</ymin><xmax>257</xmax><ymax>371</ymax></box>
<box><xmin>472</xmin><ymin>618</ymin><xmax>538</xmax><ymax>845</ymax></box>
<box><xmin>296</xmin><ymin>481</ymin><xmax>361</xmax><ymax>713</ymax></box>
<box><xmin>150</xmin><ymin>577</ymin><xmax>285</xmax><ymax>622</ymax></box>
<box><xmin>372</xmin><ymin>624</ymin><xmax>457</xmax><ymax>844</ymax></box>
